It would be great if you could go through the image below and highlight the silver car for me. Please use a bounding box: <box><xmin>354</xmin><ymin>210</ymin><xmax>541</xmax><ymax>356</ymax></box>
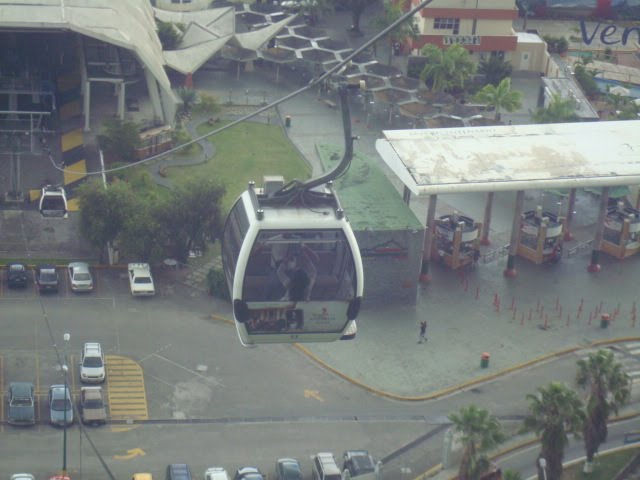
<box><xmin>68</xmin><ymin>262</ymin><xmax>93</xmax><ymax>292</ymax></box>
<box><xmin>49</xmin><ymin>384</ymin><xmax>73</xmax><ymax>426</ymax></box>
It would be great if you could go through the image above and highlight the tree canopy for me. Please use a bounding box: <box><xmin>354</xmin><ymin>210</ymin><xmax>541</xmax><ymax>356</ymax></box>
<box><xmin>371</xmin><ymin>0</ymin><xmax>417</xmax><ymax>65</ymax></box>
<box><xmin>419</xmin><ymin>44</ymin><xmax>475</xmax><ymax>93</ymax></box>
<box><xmin>478</xmin><ymin>56</ymin><xmax>513</xmax><ymax>86</ymax></box>
<box><xmin>473</xmin><ymin>78</ymin><xmax>523</xmax><ymax>121</ymax></box>
<box><xmin>532</xmin><ymin>94</ymin><xmax>579</xmax><ymax>123</ymax></box>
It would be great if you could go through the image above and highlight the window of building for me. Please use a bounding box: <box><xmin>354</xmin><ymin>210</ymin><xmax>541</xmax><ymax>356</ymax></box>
<box><xmin>434</xmin><ymin>18</ymin><xmax>460</xmax><ymax>34</ymax></box>
<box><xmin>472</xmin><ymin>19</ymin><xmax>477</xmax><ymax>35</ymax></box>
<box><xmin>490</xmin><ymin>51</ymin><xmax>505</xmax><ymax>60</ymax></box>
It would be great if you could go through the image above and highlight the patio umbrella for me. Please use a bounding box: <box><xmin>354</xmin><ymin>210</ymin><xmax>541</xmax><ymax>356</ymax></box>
<box><xmin>277</xmin><ymin>35</ymin><xmax>313</xmax><ymax>50</ymax></box>
<box><xmin>259</xmin><ymin>46</ymin><xmax>298</xmax><ymax>82</ymax></box>
<box><xmin>349</xmin><ymin>51</ymin><xmax>376</xmax><ymax>65</ymax></box>
<box><xmin>398</xmin><ymin>101</ymin><xmax>441</xmax><ymax>119</ymax></box>
<box><xmin>316</xmin><ymin>38</ymin><xmax>352</xmax><ymax>52</ymax></box>
<box><xmin>300</xmin><ymin>48</ymin><xmax>339</xmax><ymax>67</ymax></box>
<box><xmin>424</xmin><ymin>115</ymin><xmax>465</xmax><ymax>128</ymax></box>
<box><xmin>221</xmin><ymin>45</ymin><xmax>258</xmax><ymax>79</ymax></box>
<box><xmin>374</xmin><ymin>88</ymin><xmax>413</xmax><ymax>123</ymax></box>
<box><xmin>389</xmin><ymin>75</ymin><xmax>420</xmax><ymax>92</ymax></box>
<box><xmin>290</xmin><ymin>25</ymin><xmax>329</xmax><ymax>40</ymax></box>
<box><xmin>610</xmin><ymin>85</ymin><xmax>631</xmax><ymax>96</ymax></box>
<box><xmin>364</xmin><ymin>62</ymin><xmax>402</xmax><ymax>78</ymax></box>
<box><xmin>416</xmin><ymin>90</ymin><xmax>455</xmax><ymax>106</ymax></box>
<box><xmin>350</xmin><ymin>74</ymin><xmax>386</xmax><ymax>90</ymax></box>
<box><xmin>442</xmin><ymin>102</ymin><xmax>480</xmax><ymax>118</ymax></box>
<box><xmin>237</xmin><ymin>11</ymin><xmax>270</xmax><ymax>30</ymax></box>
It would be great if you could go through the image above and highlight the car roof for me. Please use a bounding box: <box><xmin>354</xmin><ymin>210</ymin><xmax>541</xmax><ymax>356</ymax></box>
<box><xmin>84</xmin><ymin>342</ymin><xmax>102</xmax><ymax>351</ymax></box>
<box><xmin>7</xmin><ymin>262</ymin><xmax>25</xmax><ymax>268</ymax></box>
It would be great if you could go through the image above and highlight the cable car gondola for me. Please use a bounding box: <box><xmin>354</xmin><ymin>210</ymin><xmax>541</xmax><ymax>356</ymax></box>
<box><xmin>221</xmin><ymin>85</ymin><xmax>364</xmax><ymax>346</ymax></box>
<box><xmin>39</xmin><ymin>186</ymin><xmax>68</xmax><ymax>219</ymax></box>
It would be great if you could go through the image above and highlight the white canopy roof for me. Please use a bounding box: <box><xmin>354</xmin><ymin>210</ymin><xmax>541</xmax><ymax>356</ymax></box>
<box><xmin>376</xmin><ymin>121</ymin><xmax>640</xmax><ymax>195</ymax></box>
<box><xmin>0</xmin><ymin>0</ymin><xmax>172</xmax><ymax>94</ymax></box>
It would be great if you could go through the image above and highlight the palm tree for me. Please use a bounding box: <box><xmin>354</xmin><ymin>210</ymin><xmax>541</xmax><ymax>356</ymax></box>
<box><xmin>478</xmin><ymin>56</ymin><xmax>513</xmax><ymax>86</ymax></box>
<box><xmin>473</xmin><ymin>78</ymin><xmax>523</xmax><ymax>121</ymax></box>
<box><xmin>371</xmin><ymin>0</ymin><xmax>417</xmax><ymax>66</ymax></box>
<box><xmin>523</xmin><ymin>382</ymin><xmax>585</xmax><ymax>480</ymax></box>
<box><xmin>448</xmin><ymin>405</ymin><xmax>505</xmax><ymax>480</ymax></box>
<box><xmin>531</xmin><ymin>93</ymin><xmax>578</xmax><ymax>123</ymax></box>
<box><xmin>177</xmin><ymin>87</ymin><xmax>198</xmax><ymax>113</ymax></box>
<box><xmin>419</xmin><ymin>44</ymin><xmax>475</xmax><ymax>93</ymax></box>
<box><xmin>576</xmin><ymin>349</ymin><xmax>631</xmax><ymax>472</ymax></box>
<box><xmin>502</xmin><ymin>470</ymin><xmax>522</xmax><ymax>480</ymax></box>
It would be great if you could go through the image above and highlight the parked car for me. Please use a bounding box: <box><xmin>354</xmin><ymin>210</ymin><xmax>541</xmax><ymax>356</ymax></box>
<box><xmin>79</xmin><ymin>386</ymin><xmax>106</xmax><ymax>425</ymax></box>
<box><xmin>8</xmin><ymin>382</ymin><xmax>35</xmax><ymax>426</ymax></box>
<box><xmin>166</xmin><ymin>464</ymin><xmax>192</xmax><ymax>480</ymax></box>
<box><xmin>343</xmin><ymin>451</ymin><xmax>376</xmax><ymax>478</ymax></box>
<box><xmin>68</xmin><ymin>262</ymin><xmax>93</xmax><ymax>292</ymax></box>
<box><xmin>6</xmin><ymin>262</ymin><xmax>28</xmax><ymax>288</ymax></box>
<box><xmin>132</xmin><ymin>474</ymin><xmax>153</xmax><ymax>480</ymax></box>
<box><xmin>80</xmin><ymin>342</ymin><xmax>105</xmax><ymax>383</ymax></box>
<box><xmin>205</xmin><ymin>467</ymin><xmax>230</xmax><ymax>480</ymax></box>
<box><xmin>11</xmin><ymin>474</ymin><xmax>36</xmax><ymax>480</ymax></box>
<box><xmin>128</xmin><ymin>263</ymin><xmax>155</xmax><ymax>296</ymax></box>
<box><xmin>275</xmin><ymin>459</ymin><xmax>302</xmax><ymax>480</ymax></box>
<box><xmin>35</xmin><ymin>264</ymin><xmax>59</xmax><ymax>293</ymax></box>
<box><xmin>234</xmin><ymin>467</ymin><xmax>264</xmax><ymax>480</ymax></box>
<box><xmin>49</xmin><ymin>384</ymin><xmax>73</xmax><ymax>426</ymax></box>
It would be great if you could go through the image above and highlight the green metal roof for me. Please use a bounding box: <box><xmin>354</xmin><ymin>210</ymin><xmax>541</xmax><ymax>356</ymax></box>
<box><xmin>317</xmin><ymin>144</ymin><xmax>422</xmax><ymax>232</ymax></box>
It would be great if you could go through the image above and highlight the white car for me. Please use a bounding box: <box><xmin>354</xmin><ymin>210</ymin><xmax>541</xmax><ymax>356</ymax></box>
<box><xmin>11</xmin><ymin>474</ymin><xmax>35</xmax><ymax>480</ymax></box>
<box><xmin>80</xmin><ymin>343</ymin><xmax>106</xmax><ymax>383</ymax></box>
<box><xmin>205</xmin><ymin>467</ymin><xmax>230</xmax><ymax>480</ymax></box>
<box><xmin>128</xmin><ymin>263</ymin><xmax>155</xmax><ymax>296</ymax></box>
<box><xmin>68</xmin><ymin>262</ymin><xmax>94</xmax><ymax>292</ymax></box>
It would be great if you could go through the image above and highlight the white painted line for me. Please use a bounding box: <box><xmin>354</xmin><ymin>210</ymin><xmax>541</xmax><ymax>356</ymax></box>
<box><xmin>626</xmin><ymin>342</ymin><xmax>640</xmax><ymax>349</ymax></box>
<box><xmin>628</xmin><ymin>348</ymin><xmax>640</xmax><ymax>356</ymax></box>
<box><xmin>628</xmin><ymin>371</ymin><xmax>640</xmax><ymax>378</ymax></box>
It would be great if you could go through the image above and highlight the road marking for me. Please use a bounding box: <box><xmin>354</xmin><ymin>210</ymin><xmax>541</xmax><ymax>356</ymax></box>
<box><xmin>304</xmin><ymin>389</ymin><xmax>324</xmax><ymax>402</ymax></box>
<box><xmin>151</xmin><ymin>353</ymin><xmax>225</xmax><ymax>387</ymax></box>
<box><xmin>626</xmin><ymin>342</ymin><xmax>640</xmax><ymax>349</ymax></box>
<box><xmin>628</xmin><ymin>371</ymin><xmax>640</xmax><ymax>378</ymax></box>
<box><xmin>70</xmin><ymin>354</ymin><xmax>77</xmax><ymax>393</ymax></box>
<box><xmin>106</xmin><ymin>355</ymin><xmax>148</xmax><ymax>432</ymax></box>
<box><xmin>628</xmin><ymin>348</ymin><xmax>640</xmax><ymax>356</ymax></box>
<box><xmin>113</xmin><ymin>448</ymin><xmax>146</xmax><ymax>460</ymax></box>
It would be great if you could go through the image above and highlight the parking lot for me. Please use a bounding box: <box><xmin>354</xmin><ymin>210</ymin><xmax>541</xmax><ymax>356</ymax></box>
<box><xmin>0</xmin><ymin>266</ymin><xmax>196</xmax><ymax>430</ymax></box>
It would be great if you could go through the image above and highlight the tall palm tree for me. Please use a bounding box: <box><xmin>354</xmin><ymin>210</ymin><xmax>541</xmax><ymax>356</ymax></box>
<box><xmin>473</xmin><ymin>78</ymin><xmax>523</xmax><ymax>121</ymax></box>
<box><xmin>531</xmin><ymin>93</ymin><xmax>578</xmax><ymax>124</ymax></box>
<box><xmin>371</xmin><ymin>0</ymin><xmax>417</xmax><ymax>66</ymax></box>
<box><xmin>576</xmin><ymin>349</ymin><xmax>631</xmax><ymax>472</ymax></box>
<box><xmin>419</xmin><ymin>44</ymin><xmax>475</xmax><ymax>93</ymax></box>
<box><xmin>448</xmin><ymin>405</ymin><xmax>505</xmax><ymax>480</ymax></box>
<box><xmin>523</xmin><ymin>382</ymin><xmax>585</xmax><ymax>480</ymax></box>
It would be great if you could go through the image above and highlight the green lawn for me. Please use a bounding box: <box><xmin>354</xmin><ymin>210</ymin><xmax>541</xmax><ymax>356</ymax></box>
<box><xmin>164</xmin><ymin>121</ymin><xmax>311</xmax><ymax>212</ymax></box>
<box><xmin>560</xmin><ymin>447</ymin><xmax>639</xmax><ymax>479</ymax></box>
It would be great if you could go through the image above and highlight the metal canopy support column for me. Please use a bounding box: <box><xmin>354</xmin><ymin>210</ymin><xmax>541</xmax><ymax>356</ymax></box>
<box><xmin>403</xmin><ymin>186</ymin><xmax>411</xmax><ymax>205</ymax></box>
<box><xmin>564</xmin><ymin>188</ymin><xmax>577</xmax><ymax>241</ymax></box>
<box><xmin>481</xmin><ymin>191</ymin><xmax>494</xmax><ymax>245</ymax></box>
<box><xmin>144</xmin><ymin>67</ymin><xmax>164</xmax><ymax>122</ymax></box>
<box><xmin>588</xmin><ymin>186</ymin><xmax>609</xmax><ymax>273</ymax></box>
<box><xmin>117</xmin><ymin>81</ymin><xmax>126</xmax><ymax>120</ymax></box>
<box><xmin>419</xmin><ymin>194</ymin><xmax>438</xmax><ymax>283</ymax></box>
<box><xmin>83</xmin><ymin>80</ymin><xmax>91</xmax><ymax>132</ymax></box>
<box><xmin>504</xmin><ymin>190</ymin><xmax>524</xmax><ymax>278</ymax></box>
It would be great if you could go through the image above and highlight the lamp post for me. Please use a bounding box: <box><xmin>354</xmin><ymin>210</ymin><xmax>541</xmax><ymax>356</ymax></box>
<box><xmin>62</xmin><ymin>333</ymin><xmax>70</xmax><ymax>477</ymax></box>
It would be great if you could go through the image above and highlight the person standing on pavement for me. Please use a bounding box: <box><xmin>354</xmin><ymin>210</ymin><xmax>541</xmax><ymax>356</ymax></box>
<box><xmin>418</xmin><ymin>320</ymin><xmax>427</xmax><ymax>343</ymax></box>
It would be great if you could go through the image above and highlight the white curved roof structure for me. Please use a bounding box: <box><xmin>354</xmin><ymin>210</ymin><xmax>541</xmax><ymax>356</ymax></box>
<box><xmin>376</xmin><ymin>121</ymin><xmax>640</xmax><ymax>195</ymax></box>
<box><xmin>0</xmin><ymin>0</ymin><xmax>172</xmax><ymax>95</ymax></box>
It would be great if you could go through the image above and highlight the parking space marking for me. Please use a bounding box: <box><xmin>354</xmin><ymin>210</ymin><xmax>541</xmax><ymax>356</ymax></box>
<box><xmin>70</xmin><ymin>354</ymin><xmax>77</xmax><ymax>394</ymax></box>
<box><xmin>105</xmin><ymin>355</ymin><xmax>148</xmax><ymax>432</ymax></box>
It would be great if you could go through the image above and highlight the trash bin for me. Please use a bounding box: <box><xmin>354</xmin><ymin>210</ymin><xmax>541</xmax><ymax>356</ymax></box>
<box><xmin>480</xmin><ymin>352</ymin><xmax>490</xmax><ymax>368</ymax></box>
<box><xmin>285</xmin><ymin>115</ymin><xmax>291</xmax><ymax>128</ymax></box>
<box><xmin>600</xmin><ymin>313</ymin><xmax>611</xmax><ymax>329</ymax></box>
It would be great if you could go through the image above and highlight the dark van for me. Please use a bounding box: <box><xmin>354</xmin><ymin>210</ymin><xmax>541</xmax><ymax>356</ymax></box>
<box><xmin>166</xmin><ymin>464</ymin><xmax>192</xmax><ymax>480</ymax></box>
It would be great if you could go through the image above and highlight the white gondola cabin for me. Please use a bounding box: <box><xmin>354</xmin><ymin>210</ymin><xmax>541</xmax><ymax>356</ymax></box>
<box><xmin>39</xmin><ymin>186</ymin><xmax>68</xmax><ymax>219</ymax></box>
<box><xmin>222</xmin><ymin>181</ymin><xmax>364</xmax><ymax>346</ymax></box>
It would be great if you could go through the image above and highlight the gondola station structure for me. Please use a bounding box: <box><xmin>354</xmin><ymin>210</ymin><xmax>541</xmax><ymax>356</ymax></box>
<box><xmin>602</xmin><ymin>201</ymin><xmax>640</xmax><ymax>259</ymax></box>
<box><xmin>432</xmin><ymin>212</ymin><xmax>481</xmax><ymax>269</ymax></box>
<box><xmin>517</xmin><ymin>206</ymin><xmax>564</xmax><ymax>264</ymax></box>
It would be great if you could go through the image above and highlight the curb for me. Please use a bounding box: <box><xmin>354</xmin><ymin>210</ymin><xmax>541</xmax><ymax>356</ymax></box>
<box><xmin>207</xmin><ymin>313</ymin><xmax>640</xmax><ymax>402</ymax></box>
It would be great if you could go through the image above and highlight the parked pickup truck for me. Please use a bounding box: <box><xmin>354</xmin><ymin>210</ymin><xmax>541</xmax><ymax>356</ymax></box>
<box><xmin>128</xmin><ymin>263</ymin><xmax>155</xmax><ymax>296</ymax></box>
<box><xmin>79</xmin><ymin>386</ymin><xmax>106</xmax><ymax>425</ymax></box>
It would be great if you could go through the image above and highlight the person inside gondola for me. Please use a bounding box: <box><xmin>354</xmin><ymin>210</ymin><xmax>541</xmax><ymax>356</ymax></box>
<box><xmin>276</xmin><ymin>244</ymin><xmax>318</xmax><ymax>302</ymax></box>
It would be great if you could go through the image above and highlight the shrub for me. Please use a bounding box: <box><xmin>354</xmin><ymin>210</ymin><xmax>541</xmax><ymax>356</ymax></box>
<box><xmin>193</xmin><ymin>93</ymin><xmax>221</xmax><ymax>115</ymax></box>
<box><xmin>543</xmin><ymin>35</ymin><xmax>569</xmax><ymax>54</ymax></box>
<box><xmin>207</xmin><ymin>268</ymin><xmax>230</xmax><ymax>301</ymax></box>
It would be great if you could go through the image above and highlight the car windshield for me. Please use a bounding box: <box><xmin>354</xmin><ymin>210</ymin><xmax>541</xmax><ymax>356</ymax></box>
<box><xmin>74</xmin><ymin>273</ymin><xmax>91</xmax><ymax>281</ymax></box>
<box><xmin>52</xmin><ymin>398</ymin><xmax>71</xmax><ymax>411</ymax></box>
<box><xmin>10</xmin><ymin>265</ymin><xmax>24</xmax><ymax>272</ymax></box>
<box><xmin>83</xmin><ymin>357</ymin><xmax>103</xmax><ymax>368</ymax></box>
<box><xmin>134</xmin><ymin>277</ymin><xmax>152</xmax><ymax>284</ymax></box>
<box><xmin>84</xmin><ymin>399</ymin><xmax>103</xmax><ymax>408</ymax></box>
<box><xmin>10</xmin><ymin>396</ymin><xmax>33</xmax><ymax>406</ymax></box>
<box><xmin>40</xmin><ymin>271</ymin><xmax>57</xmax><ymax>281</ymax></box>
